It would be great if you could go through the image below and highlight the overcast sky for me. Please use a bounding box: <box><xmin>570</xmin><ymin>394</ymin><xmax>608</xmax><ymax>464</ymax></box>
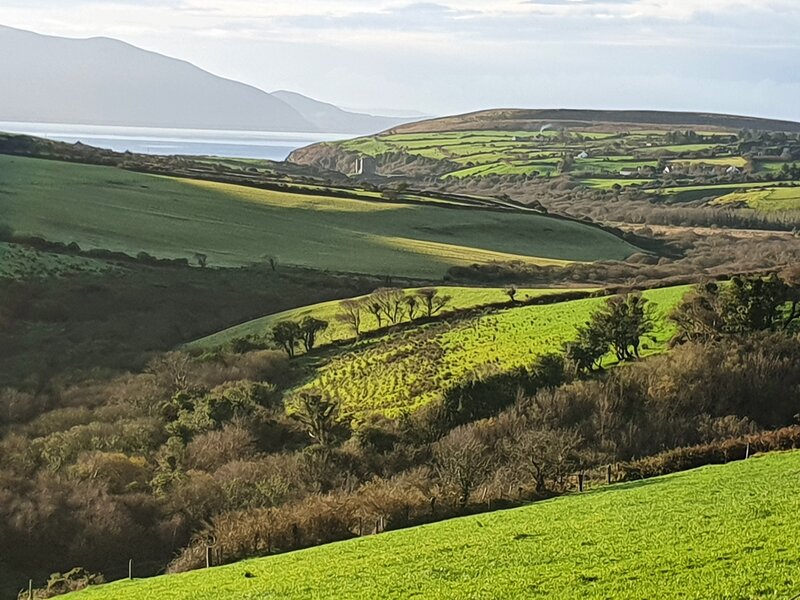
<box><xmin>1</xmin><ymin>0</ymin><xmax>798</xmax><ymax>119</ymax></box>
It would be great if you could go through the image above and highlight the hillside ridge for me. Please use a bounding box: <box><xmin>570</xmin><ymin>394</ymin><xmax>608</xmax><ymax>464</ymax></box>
<box><xmin>384</xmin><ymin>108</ymin><xmax>800</xmax><ymax>134</ymax></box>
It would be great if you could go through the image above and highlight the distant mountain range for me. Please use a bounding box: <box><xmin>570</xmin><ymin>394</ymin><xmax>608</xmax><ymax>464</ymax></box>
<box><xmin>0</xmin><ymin>25</ymin><xmax>414</xmax><ymax>134</ymax></box>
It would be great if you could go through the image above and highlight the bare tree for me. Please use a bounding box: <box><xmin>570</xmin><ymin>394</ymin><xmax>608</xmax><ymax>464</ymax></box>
<box><xmin>337</xmin><ymin>299</ymin><xmax>364</xmax><ymax>338</ymax></box>
<box><xmin>366</xmin><ymin>300</ymin><xmax>384</xmax><ymax>329</ymax></box>
<box><xmin>417</xmin><ymin>288</ymin><xmax>452</xmax><ymax>318</ymax></box>
<box><xmin>505</xmin><ymin>285</ymin><xmax>518</xmax><ymax>303</ymax></box>
<box><xmin>147</xmin><ymin>352</ymin><xmax>192</xmax><ymax>393</ymax></box>
<box><xmin>373</xmin><ymin>288</ymin><xmax>405</xmax><ymax>325</ymax></box>
<box><xmin>433</xmin><ymin>426</ymin><xmax>492</xmax><ymax>507</ymax></box>
<box><xmin>405</xmin><ymin>294</ymin><xmax>419</xmax><ymax>321</ymax></box>
<box><xmin>511</xmin><ymin>428</ymin><xmax>583</xmax><ymax>492</ymax></box>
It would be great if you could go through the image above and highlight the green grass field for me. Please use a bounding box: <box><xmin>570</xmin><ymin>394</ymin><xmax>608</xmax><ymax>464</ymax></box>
<box><xmin>710</xmin><ymin>186</ymin><xmax>800</xmax><ymax>211</ymax></box>
<box><xmin>188</xmin><ymin>286</ymin><xmax>596</xmax><ymax>350</ymax></box>
<box><xmin>326</xmin><ymin>128</ymin><xmax>798</xmax><ymax>215</ymax></box>
<box><xmin>63</xmin><ymin>450</ymin><xmax>800</xmax><ymax>600</ymax></box>
<box><xmin>0</xmin><ymin>155</ymin><xmax>639</xmax><ymax>279</ymax></box>
<box><xmin>294</xmin><ymin>285</ymin><xmax>689</xmax><ymax>416</ymax></box>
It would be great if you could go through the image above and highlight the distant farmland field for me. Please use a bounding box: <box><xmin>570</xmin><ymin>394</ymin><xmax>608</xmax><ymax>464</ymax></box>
<box><xmin>0</xmin><ymin>155</ymin><xmax>639</xmax><ymax>278</ymax></box>
<box><xmin>710</xmin><ymin>186</ymin><xmax>800</xmax><ymax>211</ymax></box>
<box><xmin>61</xmin><ymin>450</ymin><xmax>800</xmax><ymax>600</ymax></box>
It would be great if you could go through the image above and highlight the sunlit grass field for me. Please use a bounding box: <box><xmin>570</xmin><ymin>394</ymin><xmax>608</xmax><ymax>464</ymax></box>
<box><xmin>188</xmin><ymin>286</ymin><xmax>596</xmax><ymax>350</ymax></box>
<box><xmin>0</xmin><ymin>155</ymin><xmax>638</xmax><ymax>278</ymax></box>
<box><xmin>710</xmin><ymin>186</ymin><xmax>800</xmax><ymax>211</ymax></box>
<box><xmin>64</xmin><ymin>450</ymin><xmax>800</xmax><ymax>600</ymax></box>
<box><xmin>332</xmin><ymin>129</ymin><xmax>796</xmax><ymax>213</ymax></box>
<box><xmin>296</xmin><ymin>285</ymin><xmax>690</xmax><ymax>416</ymax></box>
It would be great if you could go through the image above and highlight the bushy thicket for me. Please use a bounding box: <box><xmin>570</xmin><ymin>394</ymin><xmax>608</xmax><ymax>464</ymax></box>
<box><xmin>2</xmin><ymin>276</ymin><xmax>799</xmax><ymax>595</ymax></box>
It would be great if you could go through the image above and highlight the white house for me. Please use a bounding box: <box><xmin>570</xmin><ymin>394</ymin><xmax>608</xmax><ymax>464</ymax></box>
<box><xmin>726</xmin><ymin>166</ymin><xmax>742</xmax><ymax>175</ymax></box>
<box><xmin>576</xmin><ymin>151</ymin><xmax>589</xmax><ymax>159</ymax></box>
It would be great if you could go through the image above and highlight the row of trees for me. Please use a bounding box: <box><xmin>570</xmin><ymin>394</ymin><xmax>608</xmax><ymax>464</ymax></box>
<box><xmin>269</xmin><ymin>288</ymin><xmax>454</xmax><ymax>358</ymax></box>
<box><xmin>337</xmin><ymin>288</ymin><xmax>453</xmax><ymax>337</ymax></box>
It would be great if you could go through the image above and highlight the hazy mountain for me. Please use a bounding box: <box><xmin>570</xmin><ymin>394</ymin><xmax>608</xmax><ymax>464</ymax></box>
<box><xmin>0</xmin><ymin>25</ymin><xmax>411</xmax><ymax>134</ymax></box>
<box><xmin>271</xmin><ymin>90</ymin><xmax>409</xmax><ymax>134</ymax></box>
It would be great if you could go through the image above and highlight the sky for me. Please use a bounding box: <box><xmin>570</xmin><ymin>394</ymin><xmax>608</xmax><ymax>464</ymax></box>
<box><xmin>1</xmin><ymin>0</ymin><xmax>799</xmax><ymax>120</ymax></box>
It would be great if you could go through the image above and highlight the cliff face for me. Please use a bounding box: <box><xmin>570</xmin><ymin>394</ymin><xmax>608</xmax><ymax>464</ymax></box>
<box><xmin>288</xmin><ymin>143</ymin><xmax>361</xmax><ymax>174</ymax></box>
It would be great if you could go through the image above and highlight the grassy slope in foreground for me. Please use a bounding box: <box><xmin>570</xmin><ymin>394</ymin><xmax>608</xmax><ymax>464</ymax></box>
<box><xmin>65</xmin><ymin>450</ymin><xmax>800</xmax><ymax>600</ymax></box>
<box><xmin>0</xmin><ymin>155</ymin><xmax>638</xmax><ymax>279</ymax></box>
<box><xmin>300</xmin><ymin>285</ymin><xmax>689</xmax><ymax>416</ymax></box>
<box><xmin>188</xmin><ymin>286</ymin><xmax>596</xmax><ymax>350</ymax></box>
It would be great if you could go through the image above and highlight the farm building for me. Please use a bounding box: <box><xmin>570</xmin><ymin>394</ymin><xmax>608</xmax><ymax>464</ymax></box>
<box><xmin>576</xmin><ymin>151</ymin><xmax>589</xmax><ymax>159</ymax></box>
<box><xmin>619</xmin><ymin>167</ymin><xmax>640</xmax><ymax>176</ymax></box>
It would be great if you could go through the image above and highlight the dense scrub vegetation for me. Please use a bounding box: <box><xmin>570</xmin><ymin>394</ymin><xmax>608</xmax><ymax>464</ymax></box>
<box><xmin>2</xmin><ymin>270</ymin><xmax>798</xmax><ymax>597</ymax></box>
<box><xmin>0</xmin><ymin>241</ymin><xmax>375</xmax><ymax>386</ymax></box>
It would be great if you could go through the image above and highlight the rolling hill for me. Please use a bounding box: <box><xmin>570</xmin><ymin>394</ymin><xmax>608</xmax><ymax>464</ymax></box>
<box><xmin>283</xmin><ymin>285</ymin><xmax>688</xmax><ymax>416</ymax></box>
<box><xmin>0</xmin><ymin>25</ymin><xmax>410</xmax><ymax>134</ymax></box>
<box><xmin>0</xmin><ymin>154</ymin><xmax>640</xmax><ymax>279</ymax></box>
<box><xmin>59</xmin><ymin>450</ymin><xmax>800</xmax><ymax>599</ymax></box>
<box><xmin>383</xmin><ymin>108</ymin><xmax>800</xmax><ymax>135</ymax></box>
<box><xmin>187</xmin><ymin>286</ymin><xmax>598</xmax><ymax>351</ymax></box>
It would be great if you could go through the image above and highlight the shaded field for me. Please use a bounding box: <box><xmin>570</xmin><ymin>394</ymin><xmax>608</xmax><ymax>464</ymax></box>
<box><xmin>63</xmin><ymin>450</ymin><xmax>800</xmax><ymax>600</ymax></box>
<box><xmin>0</xmin><ymin>242</ymin><xmax>120</xmax><ymax>279</ymax></box>
<box><xmin>188</xmin><ymin>286</ymin><xmax>596</xmax><ymax>350</ymax></box>
<box><xmin>0</xmin><ymin>155</ymin><xmax>638</xmax><ymax>279</ymax></box>
<box><xmin>295</xmin><ymin>285</ymin><xmax>690</xmax><ymax>416</ymax></box>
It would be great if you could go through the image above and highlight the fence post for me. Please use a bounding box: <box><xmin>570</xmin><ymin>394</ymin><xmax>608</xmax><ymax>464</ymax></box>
<box><xmin>578</xmin><ymin>472</ymin><xmax>584</xmax><ymax>492</ymax></box>
<box><xmin>430</xmin><ymin>496</ymin><xmax>437</xmax><ymax>517</ymax></box>
<box><xmin>128</xmin><ymin>559</ymin><xmax>133</xmax><ymax>580</ymax></box>
<box><xmin>28</xmin><ymin>579</ymin><xmax>33</xmax><ymax>600</ymax></box>
<box><xmin>206</xmin><ymin>546</ymin><xmax>212</xmax><ymax>569</ymax></box>
<box><xmin>745</xmin><ymin>442</ymin><xmax>751</xmax><ymax>459</ymax></box>
<box><xmin>607</xmin><ymin>464</ymin><xmax>612</xmax><ymax>485</ymax></box>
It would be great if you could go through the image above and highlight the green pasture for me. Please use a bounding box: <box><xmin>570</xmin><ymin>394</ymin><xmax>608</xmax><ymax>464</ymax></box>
<box><xmin>0</xmin><ymin>155</ymin><xmax>638</xmax><ymax>278</ymax></box>
<box><xmin>63</xmin><ymin>450</ymin><xmax>800</xmax><ymax>600</ymax></box>
<box><xmin>187</xmin><ymin>286</ymin><xmax>596</xmax><ymax>350</ymax></box>
<box><xmin>710</xmin><ymin>186</ymin><xmax>800</xmax><ymax>211</ymax></box>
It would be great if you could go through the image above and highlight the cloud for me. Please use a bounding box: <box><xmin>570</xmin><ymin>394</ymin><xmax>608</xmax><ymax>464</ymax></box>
<box><xmin>0</xmin><ymin>0</ymin><xmax>798</xmax><ymax>119</ymax></box>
